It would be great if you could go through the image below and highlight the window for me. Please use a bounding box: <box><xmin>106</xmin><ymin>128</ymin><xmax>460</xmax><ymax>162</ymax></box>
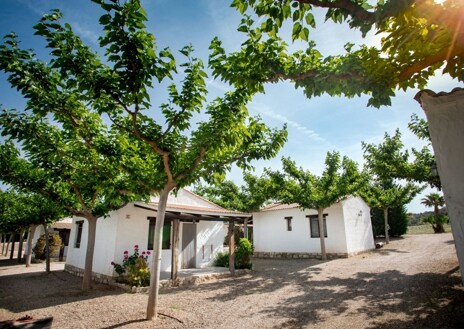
<box><xmin>74</xmin><ymin>221</ymin><xmax>84</xmax><ymax>248</ymax></box>
<box><xmin>285</xmin><ymin>216</ymin><xmax>292</xmax><ymax>231</ymax></box>
<box><xmin>147</xmin><ymin>217</ymin><xmax>171</xmax><ymax>250</ymax></box>
<box><xmin>307</xmin><ymin>215</ymin><xmax>328</xmax><ymax>238</ymax></box>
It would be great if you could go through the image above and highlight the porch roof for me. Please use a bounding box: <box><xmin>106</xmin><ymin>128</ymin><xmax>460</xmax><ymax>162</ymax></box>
<box><xmin>134</xmin><ymin>202</ymin><xmax>252</xmax><ymax>222</ymax></box>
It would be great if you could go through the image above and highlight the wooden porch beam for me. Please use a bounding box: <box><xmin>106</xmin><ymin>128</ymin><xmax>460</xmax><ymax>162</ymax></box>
<box><xmin>228</xmin><ymin>219</ymin><xmax>235</xmax><ymax>276</ymax></box>
<box><xmin>170</xmin><ymin>219</ymin><xmax>180</xmax><ymax>282</ymax></box>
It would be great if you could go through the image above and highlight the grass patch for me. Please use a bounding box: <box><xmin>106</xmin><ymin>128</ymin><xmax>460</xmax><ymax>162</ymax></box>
<box><xmin>407</xmin><ymin>224</ymin><xmax>452</xmax><ymax>235</ymax></box>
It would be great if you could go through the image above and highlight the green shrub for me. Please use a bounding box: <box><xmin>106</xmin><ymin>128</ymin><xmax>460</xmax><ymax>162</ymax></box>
<box><xmin>33</xmin><ymin>233</ymin><xmax>62</xmax><ymax>260</ymax></box>
<box><xmin>422</xmin><ymin>214</ymin><xmax>448</xmax><ymax>233</ymax></box>
<box><xmin>213</xmin><ymin>251</ymin><xmax>229</xmax><ymax>267</ymax></box>
<box><xmin>235</xmin><ymin>238</ymin><xmax>253</xmax><ymax>269</ymax></box>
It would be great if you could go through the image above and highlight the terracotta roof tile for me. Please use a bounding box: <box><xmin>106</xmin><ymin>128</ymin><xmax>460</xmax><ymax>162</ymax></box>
<box><xmin>136</xmin><ymin>202</ymin><xmax>251</xmax><ymax>217</ymax></box>
<box><xmin>260</xmin><ymin>203</ymin><xmax>299</xmax><ymax>212</ymax></box>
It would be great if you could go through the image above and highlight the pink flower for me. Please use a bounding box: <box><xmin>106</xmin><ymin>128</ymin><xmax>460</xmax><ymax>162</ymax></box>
<box><xmin>123</xmin><ymin>250</ymin><xmax>129</xmax><ymax>255</ymax></box>
<box><xmin>146</xmin><ymin>251</ymin><xmax>151</xmax><ymax>255</ymax></box>
<box><xmin>134</xmin><ymin>244</ymin><xmax>139</xmax><ymax>250</ymax></box>
<box><xmin>142</xmin><ymin>251</ymin><xmax>146</xmax><ymax>255</ymax></box>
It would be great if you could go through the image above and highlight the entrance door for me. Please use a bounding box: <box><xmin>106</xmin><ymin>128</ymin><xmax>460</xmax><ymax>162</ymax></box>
<box><xmin>181</xmin><ymin>222</ymin><xmax>196</xmax><ymax>269</ymax></box>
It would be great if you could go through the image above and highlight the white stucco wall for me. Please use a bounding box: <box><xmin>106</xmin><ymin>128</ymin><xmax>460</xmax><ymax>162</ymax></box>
<box><xmin>66</xmin><ymin>204</ymin><xmax>172</xmax><ymax>277</ymax></box>
<box><xmin>66</xmin><ymin>212</ymin><xmax>119</xmax><ymax>276</ymax></box>
<box><xmin>341</xmin><ymin>197</ymin><xmax>375</xmax><ymax>254</ymax></box>
<box><xmin>253</xmin><ymin>203</ymin><xmax>348</xmax><ymax>254</ymax></box>
<box><xmin>418</xmin><ymin>89</ymin><xmax>464</xmax><ymax>285</ymax></box>
<box><xmin>195</xmin><ymin>220</ymin><xmax>225</xmax><ymax>268</ymax></box>
<box><xmin>65</xmin><ymin>202</ymin><xmax>227</xmax><ymax>277</ymax></box>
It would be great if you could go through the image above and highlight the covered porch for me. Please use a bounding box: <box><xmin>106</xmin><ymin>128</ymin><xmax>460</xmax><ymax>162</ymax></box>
<box><xmin>134</xmin><ymin>202</ymin><xmax>252</xmax><ymax>281</ymax></box>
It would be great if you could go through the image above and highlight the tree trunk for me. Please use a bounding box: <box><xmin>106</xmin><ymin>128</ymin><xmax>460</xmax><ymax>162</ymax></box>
<box><xmin>146</xmin><ymin>187</ymin><xmax>172</xmax><ymax>320</ymax></box>
<box><xmin>436</xmin><ymin>223</ymin><xmax>445</xmax><ymax>233</ymax></box>
<box><xmin>44</xmin><ymin>224</ymin><xmax>50</xmax><ymax>273</ymax></box>
<box><xmin>318</xmin><ymin>208</ymin><xmax>327</xmax><ymax>260</ymax></box>
<box><xmin>9</xmin><ymin>232</ymin><xmax>15</xmax><ymax>260</ymax></box>
<box><xmin>1</xmin><ymin>234</ymin><xmax>6</xmax><ymax>255</ymax></box>
<box><xmin>82</xmin><ymin>215</ymin><xmax>98</xmax><ymax>290</ymax></box>
<box><xmin>1</xmin><ymin>234</ymin><xmax>5</xmax><ymax>255</ymax></box>
<box><xmin>170</xmin><ymin>219</ymin><xmax>180</xmax><ymax>282</ymax></box>
<box><xmin>228</xmin><ymin>220</ymin><xmax>235</xmax><ymax>275</ymax></box>
<box><xmin>4</xmin><ymin>234</ymin><xmax>12</xmax><ymax>256</ymax></box>
<box><xmin>384</xmin><ymin>208</ymin><xmax>390</xmax><ymax>244</ymax></box>
<box><xmin>417</xmin><ymin>88</ymin><xmax>464</xmax><ymax>284</ymax></box>
<box><xmin>17</xmin><ymin>228</ymin><xmax>26</xmax><ymax>263</ymax></box>
<box><xmin>25</xmin><ymin>225</ymin><xmax>37</xmax><ymax>267</ymax></box>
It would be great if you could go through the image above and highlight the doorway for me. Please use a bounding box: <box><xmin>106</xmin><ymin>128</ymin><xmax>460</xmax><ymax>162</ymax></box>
<box><xmin>181</xmin><ymin>222</ymin><xmax>196</xmax><ymax>269</ymax></box>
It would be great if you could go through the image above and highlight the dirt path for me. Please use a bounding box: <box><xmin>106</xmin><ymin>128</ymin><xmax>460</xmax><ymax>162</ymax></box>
<box><xmin>1</xmin><ymin>233</ymin><xmax>462</xmax><ymax>328</ymax></box>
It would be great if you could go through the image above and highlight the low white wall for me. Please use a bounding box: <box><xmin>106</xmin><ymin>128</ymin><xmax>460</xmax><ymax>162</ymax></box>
<box><xmin>342</xmin><ymin>197</ymin><xmax>375</xmax><ymax>254</ymax></box>
<box><xmin>253</xmin><ymin>203</ymin><xmax>348</xmax><ymax>254</ymax></box>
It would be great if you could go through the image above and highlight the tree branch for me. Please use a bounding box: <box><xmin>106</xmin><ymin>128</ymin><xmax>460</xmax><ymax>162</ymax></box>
<box><xmin>297</xmin><ymin>0</ymin><xmax>374</xmax><ymax>22</ymax></box>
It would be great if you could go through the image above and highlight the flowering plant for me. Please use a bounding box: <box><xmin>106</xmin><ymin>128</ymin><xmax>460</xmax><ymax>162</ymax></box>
<box><xmin>111</xmin><ymin>245</ymin><xmax>151</xmax><ymax>286</ymax></box>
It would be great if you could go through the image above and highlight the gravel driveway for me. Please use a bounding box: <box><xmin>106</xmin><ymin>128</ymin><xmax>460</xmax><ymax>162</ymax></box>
<box><xmin>1</xmin><ymin>233</ymin><xmax>463</xmax><ymax>328</ymax></box>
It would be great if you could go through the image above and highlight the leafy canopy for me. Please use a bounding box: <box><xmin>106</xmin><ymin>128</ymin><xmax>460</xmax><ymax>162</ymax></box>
<box><xmin>267</xmin><ymin>151</ymin><xmax>365</xmax><ymax>210</ymax></box>
<box><xmin>361</xmin><ymin>129</ymin><xmax>425</xmax><ymax>209</ymax></box>
<box><xmin>194</xmin><ymin>172</ymin><xmax>274</xmax><ymax>212</ymax></box>
<box><xmin>210</xmin><ymin>0</ymin><xmax>464</xmax><ymax>107</ymax></box>
<box><xmin>0</xmin><ymin>189</ymin><xmax>68</xmax><ymax>233</ymax></box>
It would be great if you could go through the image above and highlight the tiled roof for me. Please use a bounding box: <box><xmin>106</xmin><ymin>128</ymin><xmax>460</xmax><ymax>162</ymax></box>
<box><xmin>52</xmin><ymin>217</ymin><xmax>73</xmax><ymax>229</ymax></box>
<box><xmin>136</xmin><ymin>201</ymin><xmax>251</xmax><ymax>217</ymax></box>
<box><xmin>52</xmin><ymin>222</ymin><xmax>72</xmax><ymax>229</ymax></box>
<box><xmin>260</xmin><ymin>203</ymin><xmax>299</xmax><ymax>212</ymax></box>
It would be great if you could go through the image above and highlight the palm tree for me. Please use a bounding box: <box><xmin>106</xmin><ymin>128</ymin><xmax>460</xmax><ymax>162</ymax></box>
<box><xmin>421</xmin><ymin>193</ymin><xmax>446</xmax><ymax>233</ymax></box>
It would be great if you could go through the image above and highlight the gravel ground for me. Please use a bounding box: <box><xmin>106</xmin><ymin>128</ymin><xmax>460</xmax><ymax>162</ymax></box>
<box><xmin>1</xmin><ymin>233</ymin><xmax>463</xmax><ymax>329</ymax></box>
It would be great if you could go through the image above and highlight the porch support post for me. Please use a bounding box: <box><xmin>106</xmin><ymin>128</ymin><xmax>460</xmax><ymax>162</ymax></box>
<box><xmin>228</xmin><ymin>219</ymin><xmax>235</xmax><ymax>276</ymax></box>
<box><xmin>170</xmin><ymin>219</ymin><xmax>180</xmax><ymax>281</ymax></box>
<box><xmin>243</xmin><ymin>218</ymin><xmax>248</xmax><ymax>241</ymax></box>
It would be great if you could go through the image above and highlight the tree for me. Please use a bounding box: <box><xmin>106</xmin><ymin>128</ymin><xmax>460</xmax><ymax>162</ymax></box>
<box><xmin>194</xmin><ymin>172</ymin><xmax>274</xmax><ymax>212</ymax></box>
<box><xmin>421</xmin><ymin>192</ymin><xmax>446</xmax><ymax>233</ymax></box>
<box><xmin>268</xmin><ymin>151</ymin><xmax>365</xmax><ymax>260</ymax></box>
<box><xmin>217</xmin><ymin>0</ymin><xmax>464</xmax><ymax>283</ymax></box>
<box><xmin>407</xmin><ymin>114</ymin><xmax>441</xmax><ymax>190</ymax></box>
<box><xmin>1</xmin><ymin>0</ymin><xmax>287</xmax><ymax>320</ymax></box>
<box><xmin>0</xmin><ymin>116</ymin><xmax>140</xmax><ymax>289</ymax></box>
<box><xmin>371</xmin><ymin>204</ymin><xmax>409</xmax><ymax>238</ymax></box>
<box><xmin>362</xmin><ymin>130</ymin><xmax>424</xmax><ymax>243</ymax></box>
<box><xmin>0</xmin><ymin>189</ymin><xmax>67</xmax><ymax>270</ymax></box>
<box><xmin>211</xmin><ymin>0</ymin><xmax>463</xmax><ymax>107</ymax></box>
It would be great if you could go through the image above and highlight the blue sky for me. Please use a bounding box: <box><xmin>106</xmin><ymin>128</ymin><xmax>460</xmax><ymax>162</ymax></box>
<box><xmin>0</xmin><ymin>0</ymin><xmax>460</xmax><ymax>213</ymax></box>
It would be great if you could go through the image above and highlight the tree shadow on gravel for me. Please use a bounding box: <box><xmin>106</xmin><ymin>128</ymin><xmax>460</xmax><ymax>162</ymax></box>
<box><xmin>0</xmin><ymin>270</ymin><xmax>125</xmax><ymax>313</ymax></box>
<box><xmin>164</xmin><ymin>258</ymin><xmax>327</xmax><ymax>301</ymax></box>
<box><xmin>260</xmin><ymin>269</ymin><xmax>464</xmax><ymax>329</ymax></box>
<box><xmin>167</xmin><ymin>257</ymin><xmax>464</xmax><ymax>329</ymax></box>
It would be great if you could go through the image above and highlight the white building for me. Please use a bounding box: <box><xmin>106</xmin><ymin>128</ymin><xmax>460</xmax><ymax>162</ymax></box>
<box><xmin>253</xmin><ymin>196</ymin><xmax>375</xmax><ymax>258</ymax></box>
<box><xmin>65</xmin><ymin>189</ymin><xmax>250</xmax><ymax>281</ymax></box>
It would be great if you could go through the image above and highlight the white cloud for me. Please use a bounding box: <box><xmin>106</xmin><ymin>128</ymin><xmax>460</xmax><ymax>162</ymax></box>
<box><xmin>250</xmin><ymin>103</ymin><xmax>327</xmax><ymax>143</ymax></box>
